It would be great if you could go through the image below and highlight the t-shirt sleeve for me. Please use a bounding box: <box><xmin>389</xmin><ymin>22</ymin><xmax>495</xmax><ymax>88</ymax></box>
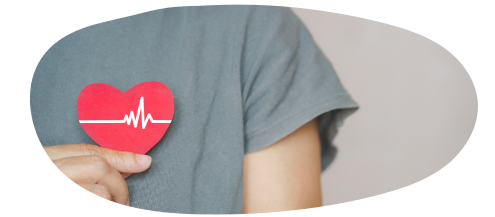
<box><xmin>240</xmin><ymin>6</ymin><xmax>359</xmax><ymax>171</ymax></box>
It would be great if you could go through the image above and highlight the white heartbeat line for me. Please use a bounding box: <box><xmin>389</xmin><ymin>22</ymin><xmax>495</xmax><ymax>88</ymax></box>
<box><xmin>79</xmin><ymin>96</ymin><xmax>171</xmax><ymax>129</ymax></box>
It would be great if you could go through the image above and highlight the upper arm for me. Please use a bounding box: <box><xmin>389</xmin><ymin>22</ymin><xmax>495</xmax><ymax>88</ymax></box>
<box><xmin>242</xmin><ymin>119</ymin><xmax>322</xmax><ymax>213</ymax></box>
<box><xmin>239</xmin><ymin>7</ymin><xmax>358</xmax><ymax>213</ymax></box>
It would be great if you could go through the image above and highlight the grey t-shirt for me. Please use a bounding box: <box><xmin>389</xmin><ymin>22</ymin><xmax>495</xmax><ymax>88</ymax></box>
<box><xmin>31</xmin><ymin>5</ymin><xmax>358</xmax><ymax>214</ymax></box>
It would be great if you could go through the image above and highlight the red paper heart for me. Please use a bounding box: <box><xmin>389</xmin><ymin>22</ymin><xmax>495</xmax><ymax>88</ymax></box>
<box><xmin>77</xmin><ymin>81</ymin><xmax>174</xmax><ymax>154</ymax></box>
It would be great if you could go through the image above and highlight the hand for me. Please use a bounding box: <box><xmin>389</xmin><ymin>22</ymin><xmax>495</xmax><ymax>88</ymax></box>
<box><xmin>44</xmin><ymin>144</ymin><xmax>152</xmax><ymax>205</ymax></box>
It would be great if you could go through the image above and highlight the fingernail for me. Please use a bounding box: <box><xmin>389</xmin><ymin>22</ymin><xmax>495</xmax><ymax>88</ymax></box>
<box><xmin>126</xmin><ymin>198</ymin><xmax>130</xmax><ymax>206</ymax></box>
<box><xmin>136</xmin><ymin>154</ymin><xmax>152</xmax><ymax>166</ymax></box>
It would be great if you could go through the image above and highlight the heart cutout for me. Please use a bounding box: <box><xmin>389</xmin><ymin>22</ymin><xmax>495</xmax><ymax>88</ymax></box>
<box><xmin>77</xmin><ymin>81</ymin><xmax>174</xmax><ymax>154</ymax></box>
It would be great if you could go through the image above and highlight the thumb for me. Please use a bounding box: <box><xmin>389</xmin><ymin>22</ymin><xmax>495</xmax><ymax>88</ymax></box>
<box><xmin>99</xmin><ymin>148</ymin><xmax>152</xmax><ymax>173</ymax></box>
<box><xmin>45</xmin><ymin>144</ymin><xmax>152</xmax><ymax>173</ymax></box>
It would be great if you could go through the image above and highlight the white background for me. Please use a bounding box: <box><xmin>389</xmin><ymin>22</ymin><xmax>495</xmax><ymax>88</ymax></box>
<box><xmin>0</xmin><ymin>0</ymin><xmax>493</xmax><ymax>216</ymax></box>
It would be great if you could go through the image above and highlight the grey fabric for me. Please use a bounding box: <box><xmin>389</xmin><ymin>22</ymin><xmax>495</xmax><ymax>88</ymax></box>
<box><xmin>30</xmin><ymin>5</ymin><xmax>358</xmax><ymax>214</ymax></box>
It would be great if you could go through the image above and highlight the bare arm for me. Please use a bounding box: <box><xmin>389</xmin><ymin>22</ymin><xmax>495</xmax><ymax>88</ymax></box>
<box><xmin>243</xmin><ymin>119</ymin><xmax>322</xmax><ymax>213</ymax></box>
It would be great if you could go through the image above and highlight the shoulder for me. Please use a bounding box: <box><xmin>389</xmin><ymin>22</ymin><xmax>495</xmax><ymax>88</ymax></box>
<box><xmin>242</xmin><ymin>6</ymin><xmax>302</xmax><ymax>35</ymax></box>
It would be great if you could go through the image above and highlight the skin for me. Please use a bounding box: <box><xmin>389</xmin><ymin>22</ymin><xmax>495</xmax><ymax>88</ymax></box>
<box><xmin>243</xmin><ymin>119</ymin><xmax>322</xmax><ymax>213</ymax></box>
<box><xmin>44</xmin><ymin>144</ymin><xmax>152</xmax><ymax>205</ymax></box>
<box><xmin>44</xmin><ymin>119</ymin><xmax>321</xmax><ymax>212</ymax></box>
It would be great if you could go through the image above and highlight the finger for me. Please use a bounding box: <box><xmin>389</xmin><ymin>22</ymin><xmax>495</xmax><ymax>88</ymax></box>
<box><xmin>77</xmin><ymin>183</ymin><xmax>112</xmax><ymax>201</ymax></box>
<box><xmin>45</xmin><ymin>144</ymin><xmax>152</xmax><ymax>174</ymax></box>
<box><xmin>122</xmin><ymin>173</ymin><xmax>132</xmax><ymax>179</ymax></box>
<box><xmin>54</xmin><ymin>155</ymin><xmax>129</xmax><ymax>205</ymax></box>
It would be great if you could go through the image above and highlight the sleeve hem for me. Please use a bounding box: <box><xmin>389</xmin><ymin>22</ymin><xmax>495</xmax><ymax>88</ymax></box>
<box><xmin>244</xmin><ymin>93</ymin><xmax>358</xmax><ymax>154</ymax></box>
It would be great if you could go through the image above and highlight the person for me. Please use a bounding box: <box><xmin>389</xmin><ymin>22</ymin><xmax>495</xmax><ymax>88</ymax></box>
<box><xmin>31</xmin><ymin>5</ymin><xmax>358</xmax><ymax>214</ymax></box>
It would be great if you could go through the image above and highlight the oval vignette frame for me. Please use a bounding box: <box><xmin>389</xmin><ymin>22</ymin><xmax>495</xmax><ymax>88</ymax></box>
<box><xmin>29</xmin><ymin>5</ymin><xmax>478</xmax><ymax>213</ymax></box>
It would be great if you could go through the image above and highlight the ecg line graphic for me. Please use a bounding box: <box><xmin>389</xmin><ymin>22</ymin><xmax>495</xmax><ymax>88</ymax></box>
<box><xmin>79</xmin><ymin>96</ymin><xmax>171</xmax><ymax>129</ymax></box>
